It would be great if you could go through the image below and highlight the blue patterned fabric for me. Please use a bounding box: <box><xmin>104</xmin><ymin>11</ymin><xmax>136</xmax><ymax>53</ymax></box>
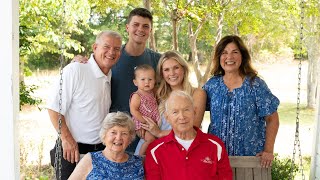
<box><xmin>86</xmin><ymin>151</ymin><xmax>144</xmax><ymax>180</ymax></box>
<box><xmin>203</xmin><ymin>76</ymin><xmax>279</xmax><ymax>156</ymax></box>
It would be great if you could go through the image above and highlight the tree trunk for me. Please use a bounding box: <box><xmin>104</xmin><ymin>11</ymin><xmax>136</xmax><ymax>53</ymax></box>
<box><xmin>306</xmin><ymin>15</ymin><xmax>320</xmax><ymax>109</ymax></box>
<box><xmin>143</xmin><ymin>0</ymin><xmax>157</xmax><ymax>51</ymax></box>
<box><xmin>187</xmin><ymin>13</ymin><xmax>211</xmax><ymax>87</ymax></box>
<box><xmin>306</xmin><ymin>39</ymin><xmax>319</xmax><ymax>109</ymax></box>
<box><xmin>171</xmin><ymin>9</ymin><xmax>179</xmax><ymax>51</ymax></box>
<box><xmin>172</xmin><ymin>18</ymin><xmax>178</xmax><ymax>51</ymax></box>
<box><xmin>202</xmin><ymin>10</ymin><xmax>225</xmax><ymax>87</ymax></box>
<box><xmin>307</xmin><ymin>59</ymin><xmax>317</xmax><ymax>109</ymax></box>
<box><xmin>188</xmin><ymin>23</ymin><xmax>200</xmax><ymax>87</ymax></box>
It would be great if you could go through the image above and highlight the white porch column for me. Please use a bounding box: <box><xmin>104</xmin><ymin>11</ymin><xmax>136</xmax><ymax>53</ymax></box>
<box><xmin>0</xmin><ymin>0</ymin><xmax>19</xmax><ymax>179</ymax></box>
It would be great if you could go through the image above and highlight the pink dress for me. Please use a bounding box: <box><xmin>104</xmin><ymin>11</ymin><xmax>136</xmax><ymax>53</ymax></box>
<box><xmin>130</xmin><ymin>91</ymin><xmax>160</xmax><ymax>130</ymax></box>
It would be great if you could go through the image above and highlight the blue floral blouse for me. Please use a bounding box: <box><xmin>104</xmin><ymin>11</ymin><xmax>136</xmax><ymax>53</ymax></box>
<box><xmin>203</xmin><ymin>76</ymin><xmax>279</xmax><ymax>156</ymax></box>
<box><xmin>86</xmin><ymin>151</ymin><xmax>144</xmax><ymax>180</ymax></box>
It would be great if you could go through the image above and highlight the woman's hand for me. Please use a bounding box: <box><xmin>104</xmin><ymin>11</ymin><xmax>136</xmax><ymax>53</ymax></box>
<box><xmin>71</xmin><ymin>55</ymin><xmax>88</xmax><ymax>63</ymax></box>
<box><xmin>256</xmin><ymin>151</ymin><xmax>274</xmax><ymax>168</ymax></box>
<box><xmin>141</xmin><ymin>116</ymin><xmax>161</xmax><ymax>138</ymax></box>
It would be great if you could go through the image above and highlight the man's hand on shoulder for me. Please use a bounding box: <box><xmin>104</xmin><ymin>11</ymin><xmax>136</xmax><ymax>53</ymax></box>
<box><xmin>71</xmin><ymin>55</ymin><xmax>88</xmax><ymax>64</ymax></box>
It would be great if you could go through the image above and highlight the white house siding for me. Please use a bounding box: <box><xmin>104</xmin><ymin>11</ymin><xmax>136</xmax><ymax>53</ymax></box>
<box><xmin>0</xmin><ymin>0</ymin><xmax>19</xmax><ymax>179</ymax></box>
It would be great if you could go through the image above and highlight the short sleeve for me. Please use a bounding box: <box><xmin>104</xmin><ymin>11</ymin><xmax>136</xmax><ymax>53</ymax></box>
<box><xmin>253</xmin><ymin>78</ymin><xmax>280</xmax><ymax>117</ymax></box>
<box><xmin>46</xmin><ymin>64</ymin><xmax>78</xmax><ymax>115</ymax></box>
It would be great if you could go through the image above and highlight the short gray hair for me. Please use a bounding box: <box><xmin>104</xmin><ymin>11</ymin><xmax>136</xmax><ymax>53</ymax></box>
<box><xmin>99</xmin><ymin>112</ymin><xmax>136</xmax><ymax>144</ymax></box>
<box><xmin>95</xmin><ymin>30</ymin><xmax>122</xmax><ymax>44</ymax></box>
<box><xmin>164</xmin><ymin>90</ymin><xmax>194</xmax><ymax>113</ymax></box>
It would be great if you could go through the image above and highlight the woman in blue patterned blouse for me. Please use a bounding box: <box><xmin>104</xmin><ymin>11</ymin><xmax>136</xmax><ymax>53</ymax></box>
<box><xmin>203</xmin><ymin>35</ymin><xmax>280</xmax><ymax>168</ymax></box>
<box><xmin>69</xmin><ymin>112</ymin><xmax>144</xmax><ymax>179</ymax></box>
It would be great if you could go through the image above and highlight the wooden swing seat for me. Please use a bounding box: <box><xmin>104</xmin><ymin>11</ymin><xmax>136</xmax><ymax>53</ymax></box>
<box><xmin>229</xmin><ymin>156</ymin><xmax>271</xmax><ymax>180</ymax></box>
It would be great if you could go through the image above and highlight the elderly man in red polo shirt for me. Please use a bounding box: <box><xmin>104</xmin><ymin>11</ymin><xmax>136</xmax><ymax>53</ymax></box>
<box><xmin>144</xmin><ymin>90</ymin><xmax>232</xmax><ymax>180</ymax></box>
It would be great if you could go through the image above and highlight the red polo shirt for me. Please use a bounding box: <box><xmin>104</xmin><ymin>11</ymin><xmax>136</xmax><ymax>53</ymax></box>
<box><xmin>145</xmin><ymin>127</ymin><xmax>232</xmax><ymax>180</ymax></box>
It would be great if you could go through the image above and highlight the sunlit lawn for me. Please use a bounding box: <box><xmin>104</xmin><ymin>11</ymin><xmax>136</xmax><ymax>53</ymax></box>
<box><xmin>278</xmin><ymin>103</ymin><xmax>315</xmax><ymax>125</ymax></box>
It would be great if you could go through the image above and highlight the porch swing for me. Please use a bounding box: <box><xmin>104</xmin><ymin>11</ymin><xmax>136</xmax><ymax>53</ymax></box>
<box><xmin>53</xmin><ymin>0</ymin><xmax>307</xmax><ymax>179</ymax></box>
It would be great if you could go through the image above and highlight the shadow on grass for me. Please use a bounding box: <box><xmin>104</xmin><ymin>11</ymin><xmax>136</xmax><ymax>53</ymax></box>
<box><xmin>278</xmin><ymin>103</ymin><xmax>315</xmax><ymax>125</ymax></box>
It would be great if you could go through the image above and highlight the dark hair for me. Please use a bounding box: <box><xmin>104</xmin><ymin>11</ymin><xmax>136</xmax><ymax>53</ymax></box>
<box><xmin>210</xmin><ymin>35</ymin><xmax>257</xmax><ymax>81</ymax></box>
<box><xmin>133</xmin><ymin>64</ymin><xmax>155</xmax><ymax>79</ymax></box>
<box><xmin>127</xmin><ymin>8</ymin><xmax>153</xmax><ymax>25</ymax></box>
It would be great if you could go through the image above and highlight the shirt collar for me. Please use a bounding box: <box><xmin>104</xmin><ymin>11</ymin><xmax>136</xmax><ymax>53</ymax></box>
<box><xmin>164</xmin><ymin>126</ymin><xmax>204</xmax><ymax>144</ymax></box>
<box><xmin>89</xmin><ymin>54</ymin><xmax>112</xmax><ymax>83</ymax></box>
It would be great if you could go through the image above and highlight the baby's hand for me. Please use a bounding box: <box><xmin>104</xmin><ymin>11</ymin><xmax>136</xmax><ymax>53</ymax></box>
<box><xmin>136</xmin><ymin>129</ymin><xmax>146</xmax><ymax>139</ymax></box>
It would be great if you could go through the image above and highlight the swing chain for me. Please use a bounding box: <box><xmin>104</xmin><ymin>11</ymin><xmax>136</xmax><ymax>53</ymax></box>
<box><xmin>54</xmin><ymin>66</ymin><xmax>63</xmax><ymax>180</ymax></box>
<box><xmin>290</xmin><ymin>0</ymin><xmax>305</xmax><ymax>179</ymax></box>
<box><xmin>54</xmin><ymin>0</ymin><xmax>66</xmax><ymax>179</ymax></box>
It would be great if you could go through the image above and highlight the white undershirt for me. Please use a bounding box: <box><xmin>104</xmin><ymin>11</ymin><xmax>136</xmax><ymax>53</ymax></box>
<box><xmin>175</xmin><ymin>135</ymin><xmax>194</xmax><ymax>151</ymax></box>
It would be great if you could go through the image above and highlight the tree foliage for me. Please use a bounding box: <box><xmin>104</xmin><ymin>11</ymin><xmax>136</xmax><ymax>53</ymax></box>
<box><xmin>20</xmin><ymin>0</ymin><xmax>317</xmax><ymax>70</ymax></box>
<box><xmin>19</xmin><ymin>0</ymin><xmax>92</xmax><ymax>109</ymax></box>
<box><xmin>19</xmin><ymin>82</ymin><xmax>42</xmax><ymax>111</ymax></box>
<box><xmin>19</xmin><ymin>0</ymin><xmax>320</xmax><ymax>107</ymax></box>
<box><xmin>19</xmin><ymin>0</ymin><xmax>90</xmax><ymax>58</ymax></box>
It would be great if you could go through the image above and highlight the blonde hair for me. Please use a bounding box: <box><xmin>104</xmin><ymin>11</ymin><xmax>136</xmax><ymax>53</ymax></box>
<box><xmin>156</xmin><ymin>50</ymin><xmax>194</xmax><ymax>115</ymax></box>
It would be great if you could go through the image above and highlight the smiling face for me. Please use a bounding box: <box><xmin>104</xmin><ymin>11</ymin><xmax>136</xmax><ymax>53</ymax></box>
<box><xmin>126</xmin><ymin>15</ymin><xmax>152</xmax><ymax>45</ymax></box>
<box><xmin>220</xmin><ymin>42</ymin><xmax>242</xmax><ymax>74</ymax></box>
<box><xmin>104</xmin><ymin>126</ymin><xmax>131</xmax><ymax>154</ymax></box>
<box><xmin>92</xmin><ymin>35</ymin><xmax>122</xmax><ymax>74</ymax></box>
<box><xmin>165</xmin><ymin>93</ymin><xmax>195</xmax><ymax>136</ymax></box>
<box><xmin>161</xmin><ymin>58</ymin><xmax>185</xmax><ymax>90</ymax></box>
<box><xmin>133</xmin><ymin>69</ymin><xmax>156</xmax><ymax>93</ymax></box>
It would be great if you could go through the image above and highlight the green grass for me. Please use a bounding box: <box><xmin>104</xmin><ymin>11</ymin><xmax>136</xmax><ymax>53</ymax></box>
<box><xmin>278</xmin><ymin>103</ymin><xmax>315</xmax><ymax>125</ymax></box>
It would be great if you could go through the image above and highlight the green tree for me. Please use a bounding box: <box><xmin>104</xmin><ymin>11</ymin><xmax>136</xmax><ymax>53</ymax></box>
<box><xmin>19</xmin><ymin>0</ymin><xmax>91</xmax><ymax>77</ymax></box>
<box><xmin>19</xmin><ymin>0</ymin><xmax>91</xmax><ymax>109</ymax></box>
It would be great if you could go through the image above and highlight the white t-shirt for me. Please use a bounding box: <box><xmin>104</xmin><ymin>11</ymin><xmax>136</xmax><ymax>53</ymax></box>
<box><xmin>47</xmin><ymin>54</ymin><xmax>111</xmax><ymax>144</ymax></box>
<box><xmin>175</xmin><ymin>135</ymin><xmax>194</xmax><ymax>151</ymax></box>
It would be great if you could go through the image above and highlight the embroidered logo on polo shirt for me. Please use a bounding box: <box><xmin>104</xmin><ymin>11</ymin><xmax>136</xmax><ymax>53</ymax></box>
<box><xmin>201</xmin><ymin>156</ymin><xmax>213</xmax><ymax>164</ymax></box>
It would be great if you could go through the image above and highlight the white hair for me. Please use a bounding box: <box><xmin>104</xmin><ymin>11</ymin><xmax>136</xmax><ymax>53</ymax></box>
<box><xmin>164</xmin><ymin>90</ymin><xmax>194</xmax><ymax>113</ymax></box>
<box><xmin>95</xmin><ymin>30</ymin><xmax>122</xmax><ymax>44</ymax></box>
<box><xmin>99</xmin><ymin>112</ymin><xmax>136</xmax><ymax>144</ymax></box>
